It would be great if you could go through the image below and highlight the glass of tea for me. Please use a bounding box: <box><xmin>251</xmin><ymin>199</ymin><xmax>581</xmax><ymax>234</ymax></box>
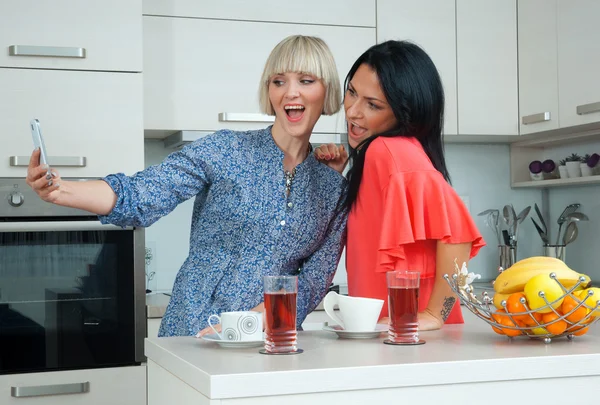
<box><xmin>385</xmin><ymin>270</ymin><xmax>425</xmax><ymax>345</ymax></box>
<box><xmin>262</xmin><ymin>275</ymin><xmax>300</xmax><ymax>354</ymax></box>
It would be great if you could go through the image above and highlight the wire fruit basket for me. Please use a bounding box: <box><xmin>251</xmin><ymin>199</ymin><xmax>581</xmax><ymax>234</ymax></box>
<box><xmin>445</xmin><ymin>265</ymin><xmax>599</xmax><ymax>343</ymax></box>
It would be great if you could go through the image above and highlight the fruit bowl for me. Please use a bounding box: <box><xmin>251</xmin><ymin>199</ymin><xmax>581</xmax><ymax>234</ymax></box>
<box><xmin>445</xmin><ymin>263</ymin><xmax>600</xmax><ymax>343</ymax></box>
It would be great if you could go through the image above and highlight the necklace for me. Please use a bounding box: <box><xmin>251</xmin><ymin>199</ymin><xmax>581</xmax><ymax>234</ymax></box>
<box><xmin>282</xmin><ymin>144</ymin><xmax>311</xmax><ymax>197</ymax></box>
<box><xmin>284</xmin><ymin>167</ymin><xmax>297</xmax><ymax>196</ymax></box>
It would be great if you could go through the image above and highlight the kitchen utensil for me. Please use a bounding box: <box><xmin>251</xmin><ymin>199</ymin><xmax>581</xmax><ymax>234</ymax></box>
<box><xmin>498</xmin><ymin>245</ymin><xmax>516</xmax><ymax>270</ymax></box>
<box><xmin>478</xmin><ymin>209</ymin><xmax>501</xmax><ymax>244</ymax></box>
<box><xmin>534</xmin><ymin>203</ymin><xmax>547</xmax><ymax>235</ymax></box>
<box><xmin>562</xmin><ymin>222</ymin><xmax>578</xmax><ymax>246</ymax></box>
<box><xmin>556</xmin><ymin>203</ymin><xmax>581</xmax><ymax>245</ymax></box>
<box><xmin>564</xmin><ymin>212</ymin><xmax>589</xmax><ymax>222</ymax></box>
<box><xmin>509</xmin><ymin>204</ymin><xmax>518</xmax><ymax>242</ymax></box>
<box><xmin>490</xmin><ymin>210</ymin><xmax>501</xmax><ymax>244</ymax></box>
<box><xmin>477</xmin><ymin>209</ymin><xmax>497</xmax><ymax>217</ymax></box>
<box><xmin>516</xmin><ymin>206</ymin><xmax>531</xmax><ymax>223</ymax></box>
<box><xmin>514</xmin><ymin>205</ymin><xmax>531</xmax><ymax>243</ymax></box>
<box><xmin>502</xmin><ymin>230</ymin><xmax>511</xmax><ymax>246</ymax></box>
<box><xmin>502</xmin><ymin>205</ymin><xmax>514</xmax><ymax>230</ymax></box>
<box><xmin>531</xmin><ymin>217</ymin><xmax>549</xmax><ymax>244</ymax></box>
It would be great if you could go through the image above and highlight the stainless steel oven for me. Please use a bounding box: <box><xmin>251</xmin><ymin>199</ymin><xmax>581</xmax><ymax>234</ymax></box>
<box><xmin>0</xmin><ymin>179</ymin><xmax>145</xmax><ymax>375</ymax></box>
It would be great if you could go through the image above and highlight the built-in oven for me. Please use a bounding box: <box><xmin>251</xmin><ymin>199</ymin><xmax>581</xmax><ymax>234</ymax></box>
<box><xmin>0</xmin><ymin>179</ymin><xmax>145</xmax><ymax>375</ymax></box>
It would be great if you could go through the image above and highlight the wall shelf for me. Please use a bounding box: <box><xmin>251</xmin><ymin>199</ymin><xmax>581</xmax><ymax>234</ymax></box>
<box><xmin>512</xmin><ymin>176</ymin><xmax>600</xmax><ymax>189</ymax></box>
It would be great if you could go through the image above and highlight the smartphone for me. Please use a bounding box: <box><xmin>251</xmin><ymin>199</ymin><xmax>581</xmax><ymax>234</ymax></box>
<box><xmin>30</xmin><ymin>119</ymin><xmax>50</xmax><ymax>170</ymax></box>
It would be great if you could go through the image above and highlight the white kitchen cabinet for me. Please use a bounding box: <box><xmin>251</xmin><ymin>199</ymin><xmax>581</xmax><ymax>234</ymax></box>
<box><xmin>517</xmin><ymin>0</ymin><xmax>560</xmax><ymax>135</ymax></box>
<box><xmin>557</xmin><ymin>0</ymin><xmax>600</xmax><ymax>128</ymax></box>
<box><xmin>143</xmin><ymin>0</ymin><xmax>375</xmax><ymax>27</ymax></box>
<box><xmin>456</xmin><ymin>0</ymin><xmax>519</xmax><ymax>136</ymax></box>
<box><xmin>0</xmin><ymin>0</ymin><xmax>142</xmax><ymax>72</ymax></box>
<box><xmin>0</xmin><ymin>68</ymin><xmax>143</xmax><ymax>178</ymax></box>
<box><xmin>0</xmin><ymin>365</ymin><xmax>145</xmax><ymax>405</ymax></box>
<box><xmin>148</xmin><ymin>318</ymin><xmax>161</xmax><ymax>338</ymax></box>
<box><xmin>377</xmin><ymin>0</ymin><xmax>458</xmax><ymax>136</ymax></box>
<box><xmin>143</xmin><ymin>17</ymin><xmax>376</xmax><ymax>134</ymax></box>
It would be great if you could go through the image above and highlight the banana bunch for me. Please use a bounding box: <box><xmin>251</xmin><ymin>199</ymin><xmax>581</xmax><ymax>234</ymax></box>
<box><xmin>493</xmin><ymin>256</ymin><xmax>590</xmax><ymax>295</ymax></box>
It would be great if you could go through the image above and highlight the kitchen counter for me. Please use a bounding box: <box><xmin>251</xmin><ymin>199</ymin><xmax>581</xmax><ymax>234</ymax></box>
<box><xmin>145</xmin><ymin>311</ymin><xmax>600</xmax><ymax>404</ymax></box>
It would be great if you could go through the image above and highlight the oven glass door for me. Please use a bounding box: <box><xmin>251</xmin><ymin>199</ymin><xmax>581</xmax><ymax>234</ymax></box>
<box><xmin>0</xmin><ymin>220</ymin><xmax>137</xmax><ymax>374</ymax></box>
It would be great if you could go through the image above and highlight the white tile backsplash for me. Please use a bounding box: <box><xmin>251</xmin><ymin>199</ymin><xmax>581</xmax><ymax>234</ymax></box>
<box><xmin>144</xmin><ymin>139</ymin><xmax>595</xmax><ymax>291</ymax></box>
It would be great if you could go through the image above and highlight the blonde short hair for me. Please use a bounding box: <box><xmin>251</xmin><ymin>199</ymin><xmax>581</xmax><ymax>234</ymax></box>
<box><xmin>259</xmin><ymin>35</ymin><xmax>341</xmax><ymax>116</ymax></box>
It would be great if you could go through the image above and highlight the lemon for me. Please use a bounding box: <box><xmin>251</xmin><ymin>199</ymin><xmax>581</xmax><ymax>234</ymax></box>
<box><xmin>576</xmin><ymin>288</ymin><xmax>600</xmax><ymax>316</ymax></box>
<box><xmin>530</xmin><ymin>327</ymin><xmax>549</xmax><ymax>335</ymax></box>
<box><xmin>524</xmin><ymin>273</ymin><xmax>565</xmax><ymax>313</ymax></box>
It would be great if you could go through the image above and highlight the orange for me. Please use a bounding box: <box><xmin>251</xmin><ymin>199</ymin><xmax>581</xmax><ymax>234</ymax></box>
<box><xmin>573</xmin><ymin>326</ymin><xmax>589</xmax><ymax>336</ymax></box>
<box><xmin>506</xmin><ymin>292</ymin><xmax>530</xmax><ymax>323</ymax></box>
<box><xmin>561</xmin><ymin>295</ymin><xmax>589</xmax><ymax>324</ymax></box>
<box><xmin>492</xmin><ymin>310</ymin><xmax>522</xmax><ymax>337</ymax></box>
<box><xmin>541</xmin><ymin>312</ymin><xmax>567</xmax><ymax>335</ymax></box>
<box><xmin>490</xmin><ymin>310</ymin><xmax>506</xmax><ymax>335</ymax></box>
<box><xmin>521</xmin><ymin>311</ymin><xmax>543</xmax><ymax>327</ymax></box>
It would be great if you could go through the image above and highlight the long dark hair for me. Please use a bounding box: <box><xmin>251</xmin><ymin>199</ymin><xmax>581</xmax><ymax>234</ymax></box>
<box><xmin>344</xmin><ymin>40</ymin><xmax>451</xmax><ymax>210</ymax></box>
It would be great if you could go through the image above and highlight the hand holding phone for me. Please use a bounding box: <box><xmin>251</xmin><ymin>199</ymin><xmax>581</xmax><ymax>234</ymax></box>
<box><xmin>30</xmin><ymin>118</ymin><xmax>51</xmax><ymax>179</ymax></box>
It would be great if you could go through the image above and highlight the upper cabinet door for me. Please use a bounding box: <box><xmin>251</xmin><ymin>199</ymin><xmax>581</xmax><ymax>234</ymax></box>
<box><xmin>143</xmin><ymin>0</ymin><xmax>375</xmax><ymax>27</ymax></box>
<box><xmin>557</xmin><ymin>0</ymin><xmax>600</xmax><ymax>127</ymax></box>
<box><xmin>0</xmin><ymin>69</ymin><xmax>143</xmax><ymax>178</ymax></box>
<box><xmin>143</xmin><ymin>17</ymin><xmax>375</xmax><ymax>134</ymax></box>
<box><xmin>376</xmin><ymin>0</ymin><xmax>457</xmax><ymax>136</ymax></box>
<box><xmin>0</xmin><ymin>0</ymin><xmax>142</xmax><ymax>72</ymax></box>
<box><xmin>517</xmin><ymin>0</ymin><xmax>559</xmax><ymax>135</ymax></box>
<box><xmin>456</xmin><ymin>0</ymin><xmax>519</xmax><ymax>136</ymax></box>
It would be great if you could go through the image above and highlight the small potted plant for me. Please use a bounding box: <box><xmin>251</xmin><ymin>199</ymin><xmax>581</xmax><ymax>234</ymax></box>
<box><xmin>581</xmin><ymin>154</ymin><xmax>594</xmax><ymax>177</ymax></box>
<box><xmin>558</xmin><ymin>158</ymin><xmax>568</xmax><ymax>179</ymax></box>
<box><xmin>528</xmin><ymin>160</ymin><xmax>543</xmax><ymax>181</ymax></box>
<box><xmin>565</xmin><ymin>153</ymin><xmax>583</xmax><ymax>178</ymax></box>
<box><xmin>542</xmin><ymin>159</ymin><xmax>557</xmax><ymax>179</ymax></box>
<box><xmin>584</xmin><ymin>153</ymin><xmax>600</xmax><ymax>176</ymax></box>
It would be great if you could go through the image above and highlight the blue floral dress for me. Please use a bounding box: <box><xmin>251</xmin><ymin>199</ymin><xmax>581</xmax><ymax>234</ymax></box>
<box><xmin>99</xmin><ymin>127</ymin><xmax>348</xmax><ymax>336</ymax></box>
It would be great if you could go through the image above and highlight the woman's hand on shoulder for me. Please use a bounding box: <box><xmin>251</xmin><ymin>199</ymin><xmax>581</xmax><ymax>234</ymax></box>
<box><xmin>26</xmin><ymin>148</ymin><xmax>62</xmax><ymax>204</ymax></box>
<box><xmin>314</xmin><ymin>143</ymin><xmax>348</xmax><ymax>174</ymax></box>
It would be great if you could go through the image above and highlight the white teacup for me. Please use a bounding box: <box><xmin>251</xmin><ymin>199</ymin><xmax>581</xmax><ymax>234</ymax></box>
<box><xmin>207</xmin><ymin>311</ymin><xmax>263</xmax><ymax>341</ymax></box>
<box><xmin>323</xmin><ymin>291</ymin><xmax>384</xmax><ymax>332</ymax></box>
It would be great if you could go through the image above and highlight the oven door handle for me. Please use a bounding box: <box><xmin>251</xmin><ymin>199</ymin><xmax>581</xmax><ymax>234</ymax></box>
<box><xmin>0</xmin><ymin>221</ymin><xmax>134</xmax><ymax>232</ymax></box>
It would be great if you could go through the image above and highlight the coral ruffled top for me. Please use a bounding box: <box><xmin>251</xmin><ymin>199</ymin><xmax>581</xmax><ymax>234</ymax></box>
<box><xmin>346</xmin><ymin>136</ymin><xmax>485</xmax><ymax>324</ymax></box>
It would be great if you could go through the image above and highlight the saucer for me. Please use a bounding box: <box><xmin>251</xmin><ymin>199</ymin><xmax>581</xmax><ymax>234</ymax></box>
<box><xmin>201</xmin><ymin>333</ymin><xmax>264</xmax><ymax>348</ymax></box>
<box><xmin>323</xmin><ymin>324</ymin><xmax>388</xmax><ymax>339</ymax></box>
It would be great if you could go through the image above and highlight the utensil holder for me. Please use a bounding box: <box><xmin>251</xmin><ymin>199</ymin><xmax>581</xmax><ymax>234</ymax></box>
<box><xmin>544</xmin><ymin>244</ymin><xmax>566</xmax><ymax>261</ymax></box>
<box><xmin>498</xmin><ymin>245</ymin><xmax>516</xmax><ymax>271</ymax></box>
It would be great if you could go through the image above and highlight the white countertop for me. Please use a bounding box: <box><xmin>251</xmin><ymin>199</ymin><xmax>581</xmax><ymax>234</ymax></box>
<box><xmin>145</xmin><ymin>311</ymin><xmax>600</xmax><ymax>400</ymax></box>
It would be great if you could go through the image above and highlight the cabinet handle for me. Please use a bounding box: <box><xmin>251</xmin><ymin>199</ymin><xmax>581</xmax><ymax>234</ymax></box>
<box><xmin>576</xmin><ymin>101</ymin><xmax>600</xmax><ymax>115</ymax></box>
<box><xmin>11</xmin><ymin>382</ymin><xmax>90</xmax><ymax>398</ymax></box>
<box><xmin>9</xmin><ymin>156</ymin><xmax>87</xmax><ymax>167</ymax></box>
<box><xmin>521</xmin><ymin>112</ymin><xmax>551</xmax><ymax>125</ymax></box>
<box><xmin>218</xmin><ymin>113</ymin><xmax>275</xmax><ymax>123</ymax></box>
<box><xmin>9</xmin><ymin>45</ymin><xmax>86</xmax><ymax>59</ymax></box>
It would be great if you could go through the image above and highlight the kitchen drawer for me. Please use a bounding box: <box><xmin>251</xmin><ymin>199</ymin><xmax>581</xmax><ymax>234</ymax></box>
<box><xmin>143</xmin><ymin>16</ymin><xmax>375</xmax><ymax>134</ymax></box>
<box><xmin>143</xmin><ymin>0</ymin><xmax>376</xmax><ymax>27</ymax></box>
<box><xmin>0</xmin><ymin>68</ymin><xmax>143</xmax><ymax>178</ymax></box>
<box><xmin>0</xmin><ymin>0</ymin><xmax>142</xmax><ymax>72</ymax></box>
<box><xmin>0</xmin><ymin>365</ymin><xmax>146</xmax><ymax>405</ymax></box>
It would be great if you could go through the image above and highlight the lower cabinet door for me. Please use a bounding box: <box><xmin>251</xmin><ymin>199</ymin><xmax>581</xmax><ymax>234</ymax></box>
<box><xmin>0</xmin><ymin>365</ymin><xmax>146</xmax><ymax>405</ymax></box>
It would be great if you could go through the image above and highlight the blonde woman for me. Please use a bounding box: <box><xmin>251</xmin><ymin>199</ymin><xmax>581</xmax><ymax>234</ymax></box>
<box><xmin>26</xmin><ymin>35</ymin><xmax>348</xmax><ymax>337</ymax></box>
